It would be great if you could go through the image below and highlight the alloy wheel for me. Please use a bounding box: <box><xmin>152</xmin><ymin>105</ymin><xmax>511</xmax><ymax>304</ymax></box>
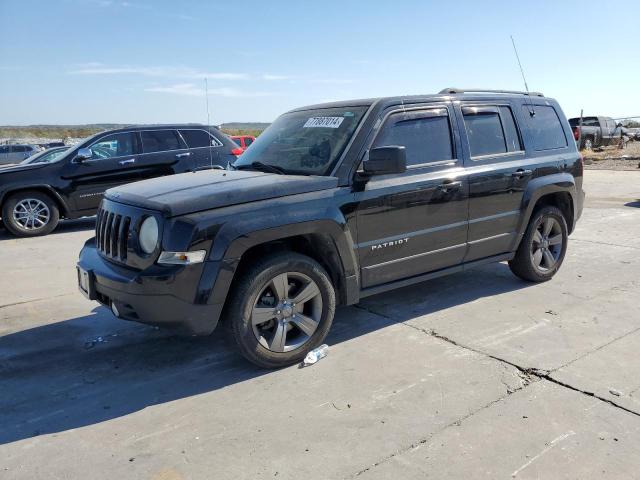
<box><xmin>530</xmin><ymin>216</ymin><xmax>563</xmax><ymax>272</ymax></box>
<box><xmin>12</xmin><ymin>198</ymin><xmax>50</xmax><ymax>231</ymax></box>
<box><xmin>251</xmin><ymin>271</ymin><xmax>323</xmax><ymax>353</ymax></box>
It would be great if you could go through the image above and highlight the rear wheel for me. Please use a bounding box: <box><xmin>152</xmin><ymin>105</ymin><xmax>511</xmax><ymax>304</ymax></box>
<box><xmin>509</xmin><ymin>206</ymin><xmax>568</xmax><ymax>282</ymax></box>
<box><xmin>225</xmin><ymin>252</ymin><xmax>336</xmax><ymax>368</ymax></box>
<box><xmin>2</xmin><ymin>191</ymin><xmax>60</xmax><ymax>237</ymax></box>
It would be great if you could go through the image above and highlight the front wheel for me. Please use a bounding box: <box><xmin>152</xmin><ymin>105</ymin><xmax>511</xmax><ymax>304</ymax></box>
<box><xmin>2</xmin><ymin>191</ymin><xmax>60</xmax><ymax>237</ymax></box>
<box><xmin>509</xmin><ymin>206</ymin><xmax>568</xmax><ymax>282</ymax></box>
<box><xmin>225</xmin><ymin>252</ymin><xmax>336</xmax><ymax>368</ymax></box>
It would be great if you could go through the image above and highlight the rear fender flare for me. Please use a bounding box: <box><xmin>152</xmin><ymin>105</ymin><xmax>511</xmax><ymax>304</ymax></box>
<box><xmin>515</xmin><ymin>173</ymin><xmax>576</xmax><ymax>241</ymax></box>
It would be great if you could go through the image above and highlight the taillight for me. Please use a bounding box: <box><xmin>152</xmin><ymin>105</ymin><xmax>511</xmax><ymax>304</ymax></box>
<box><xmin>231</xmin><ymin>147</ymin><xmax>243</xmax><ymax>156</ymax></box>
<box><xmin>573</xmin><ymin>127</ymin><xmax>580</xmax><ymax>141</ymax></box>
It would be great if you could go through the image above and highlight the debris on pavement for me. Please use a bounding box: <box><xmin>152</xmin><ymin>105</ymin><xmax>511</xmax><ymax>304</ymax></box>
<box><xmin>303</xmin><ymin>344</ymin><xmax>329</xmax><ymax>366</ymax></box>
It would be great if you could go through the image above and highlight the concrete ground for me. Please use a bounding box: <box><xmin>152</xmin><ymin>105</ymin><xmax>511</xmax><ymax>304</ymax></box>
<box><xmin>1</xmin><ymin>170</ymin><xmax>639</xmax><ymax>479</ymax></box>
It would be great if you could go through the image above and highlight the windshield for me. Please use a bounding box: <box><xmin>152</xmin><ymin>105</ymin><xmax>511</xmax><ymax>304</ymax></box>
<box><xmin>232</xmin><ymin>106</ymin><xmax>368</xmax><ymax>175</ymax></box>
<box><xmin>20</xmin><ymin>147</ymin><xmax>70</xmax><ymax>164</ymax></box>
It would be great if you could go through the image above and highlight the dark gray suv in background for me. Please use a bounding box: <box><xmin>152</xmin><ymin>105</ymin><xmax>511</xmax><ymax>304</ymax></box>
<box><xmin>0</xmin><ymin>124</ymin><xmax>239</xmax><ymax>237</ymax></box>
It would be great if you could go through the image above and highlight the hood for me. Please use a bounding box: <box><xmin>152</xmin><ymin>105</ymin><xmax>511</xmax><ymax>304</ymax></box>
<box><xmin>105</xmin><ymin>169</ymin><xmax>339</xmax><ymax>217</ymax></box>
<box><xmin>0</xmin><ymin>162</ymin><xmax>50</xmax><ymax>174</ymax></box>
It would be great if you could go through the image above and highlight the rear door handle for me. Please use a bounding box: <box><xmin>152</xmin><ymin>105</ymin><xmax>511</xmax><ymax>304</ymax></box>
<box><xmin>437</xmin><ymin>181</ymin><xmax>462</xmax><ymax>193</ymax></box>
<box><xmin>176</xmin><ymin>152</ymin><xmax>192</xmax><ymax>158</ymax></box>
<box><xmin>119</xmin><ymin>158</ymin><xmax>136</xmax><ymax>165</ymax></box>
<box><xmin>512</xmin><ymin>169</ymin><xmax>532</xmax><ymax>178</ymax></box>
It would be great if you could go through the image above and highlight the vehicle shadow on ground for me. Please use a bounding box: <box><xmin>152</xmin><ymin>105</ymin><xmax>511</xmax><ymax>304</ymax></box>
<box><xmin>0</xmin><ymin>262</ymin><xmax>528</xmax><ymax>445</ymax></box>
<box><xmin>625</xmin><ymin>200</ymin><xmax>640</xmax><ymax>208</ymax></box>
<box><xmin>0</xmin><ymin>217</ymin><xmax>95</xmax><ymax>241</ymax></box>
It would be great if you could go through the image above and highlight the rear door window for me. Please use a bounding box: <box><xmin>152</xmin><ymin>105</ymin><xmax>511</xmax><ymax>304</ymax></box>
<box><xmin>373</xmin><ymin>108</ymin><xmax>454</xmax><ymax>167</ymax></box>
<box><xmin>141</xmin><ymin>130</ymin><xmax>185</xmax><ymax>153</ymax></box>
<box><xmin>462</xmin><ymin>108</ymin><xmax>507</xmax><ymax>157</ymax></box>
<box><xmin>520</xmin><ymin>105</ymin><xmax>567</xmax><ymax>150</ymax></box>
<box><xmin>179</xmin><ymin>129</ymin><xmax>222</xmax><ymax>148</ymax></box>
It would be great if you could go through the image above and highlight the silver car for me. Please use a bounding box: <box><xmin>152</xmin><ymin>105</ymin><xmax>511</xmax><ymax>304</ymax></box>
<box><xmin>0</xmin><ymin>144</ymin><xmax>41</xmax><ymax>165</ymax></box>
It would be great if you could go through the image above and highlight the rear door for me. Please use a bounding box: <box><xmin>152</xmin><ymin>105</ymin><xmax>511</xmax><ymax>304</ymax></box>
<box><xmin>355</xmin><ymin>104</ymin><xmax>469</xmax><ymax>288</ymax></box>
<box><xmin>61</xmin><ymin>131</ymin><xmax>142</xmax><ymax>211</ymax></box>
<box><xmin>178</xmin><ymin>128</ymin><xmax>224</xmax><ymax>170</ymax></box>
<box><xmin>0</xmin><ymin>146</ymin><xmax>10</xmax><ymax>164</ymax></box>
<box><xmin>457</xmin><ymin>103</ymin><xmax>530</xmax><ymax>262</ymax></box>
<box><xmin>137</xmin><ymin>129</ymin><xmax>191</xmax><ymax>180</ymax></box>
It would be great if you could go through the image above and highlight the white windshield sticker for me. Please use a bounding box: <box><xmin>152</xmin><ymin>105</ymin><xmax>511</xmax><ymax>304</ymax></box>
<box><xmin>303</xmin><ymin>117</ymin><xmax>345</xmax><ymax>128</ymax></box>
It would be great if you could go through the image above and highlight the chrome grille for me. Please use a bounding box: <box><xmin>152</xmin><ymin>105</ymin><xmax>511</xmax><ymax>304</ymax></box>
<box><xmin>96</xmin><ymin>207</ymin><xmax>131</xmax><ymax>262</ymax></box>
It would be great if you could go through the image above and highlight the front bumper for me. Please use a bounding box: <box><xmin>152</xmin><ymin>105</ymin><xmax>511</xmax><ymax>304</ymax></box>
<box><xmin>77</xmin><ymin>239</ymin><xmax>224</xmax><ymax>335</ymax></box>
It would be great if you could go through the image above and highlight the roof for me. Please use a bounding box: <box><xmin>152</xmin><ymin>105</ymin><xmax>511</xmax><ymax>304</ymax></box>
<box><xmin>287</xmin><ymin>88</ymin><xmax>549</xmax><ymax>114</ymax></box>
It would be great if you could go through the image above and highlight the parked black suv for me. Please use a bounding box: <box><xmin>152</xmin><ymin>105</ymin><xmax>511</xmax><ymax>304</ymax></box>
<box><xmin>0</xmin><ymin>125</ymin><xmax>238</xmax><ymax>237</ymax></box>
<box><xmin>78</xmin><ymin>89</ymin><xmax>584</xmax><ymax>368</ymax></box>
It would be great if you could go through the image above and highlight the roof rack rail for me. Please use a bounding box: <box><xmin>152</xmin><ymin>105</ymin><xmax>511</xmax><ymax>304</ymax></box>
<box><xmin>439</xmin><ymin>88</ymin><xmax>544</xmax><ymax>97</ymax></box>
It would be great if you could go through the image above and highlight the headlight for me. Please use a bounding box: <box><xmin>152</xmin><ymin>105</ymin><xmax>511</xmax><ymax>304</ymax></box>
<box><xmin>139</xmin><ymin>216</ymin><xmax>159</xmax><ymax>254</ymax></box>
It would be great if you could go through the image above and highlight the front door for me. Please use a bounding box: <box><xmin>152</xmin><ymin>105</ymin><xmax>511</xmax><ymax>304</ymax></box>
<box><xmin>355</xmin><ymin>105</ymin><xmax>469</xmax><ymax>288</ymax></box>
<box><xmin>61</xmin><ymin>131</ymin><xmax>142</xmax><ymax>212</ymax></box>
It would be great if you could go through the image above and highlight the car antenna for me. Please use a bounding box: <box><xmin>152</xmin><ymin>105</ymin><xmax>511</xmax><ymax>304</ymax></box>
<box><xmin>205</xmin><ymin>77</ymin><xmax>213</xmax><ymax>169</ymax></box>
<box><xmin>510</xmin><ymin>35</ymin><xmax>536</xmax><ymax>117</ymax></box>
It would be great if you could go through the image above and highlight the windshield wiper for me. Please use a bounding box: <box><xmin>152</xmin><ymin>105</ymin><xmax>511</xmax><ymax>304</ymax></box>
<box><xmin>235</xmin><ymin>161</ymin><xmax>287</xmax><ymax>175</ymax></box>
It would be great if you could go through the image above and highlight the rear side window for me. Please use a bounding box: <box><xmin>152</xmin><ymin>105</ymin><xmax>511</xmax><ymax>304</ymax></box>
<box><xmin>179</xmin><ymin>129</ymin><xmax>222</xmax><ymax>148</ymax></box>
<box><xmin>374</xmin><ymin>109</ymin><xmax>453</xmax><ymax>167</ymax></box>
<box><xmin>12</xmin><ymin>146</ymin><xmax>27</xmax><ymax>152</ymax></box>
<box><xmin>141</xmin><ymin>130</ymin><xmax>185</xmax><ymax>153</ymax></box>
<box><xmin>521</xmin><ymin>105</ymin><xmax>567</xmax><ymax>150</ymax></box>
<box><xmin>463</xmin><ymin>109</ymin><xmax>506</xmax><ymax>157</ymax></box>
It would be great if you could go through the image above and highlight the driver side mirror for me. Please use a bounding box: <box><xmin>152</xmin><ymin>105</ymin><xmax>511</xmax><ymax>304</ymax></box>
<box><xmin>74</xmin><ymin>147</ymin><xmax>93</xmax><ymax>163</ymax></box>
<box><xmin>363</xmin><ymin>146</ymin><xmax>407</xmax><ymax>176</ymax></box>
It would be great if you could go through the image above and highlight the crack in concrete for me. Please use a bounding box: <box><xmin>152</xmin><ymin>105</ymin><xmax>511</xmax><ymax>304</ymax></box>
<box><xmin>0</xmin><ymin>293</ymin><xmax>75</xmax><ymax>310</ymax></box>
<box><xmin>348</xmin><ymin>384</ymin><xmax>528</xmax><ymax>478</ymax></box>
<box><xmin>571</xmin><ymin>238</ymin><xmax>640</xmax><ymax>250</ymax></box>
<box><xmin>552</xmin><ymin>324</ymin><xmax>640</xmax><ymax>372</ymax></box>
<box><xmin>349</xmin><ymin>301</ymin><xmax>640</xmax><ymax>477</ymax></box>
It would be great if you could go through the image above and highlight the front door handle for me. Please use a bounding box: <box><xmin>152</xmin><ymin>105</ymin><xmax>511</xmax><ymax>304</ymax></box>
<box><xmin>512</xmin><ymin>169</ymin><xmax>532</xmax><ymax>178</ymax></box>
<box><xmin>176</xmin><ymin>152</ymin><xmax>192</xmax><ymax>158</ymax></box>
<box><xmin>437</xmin><ymin>181</ymin><xmax>462</xmax><ymax>193</ymax></box>
<box><xmin>119</xmin><ymin>158</ymin><xmax>136</xmax><ymax>165</ymax></box>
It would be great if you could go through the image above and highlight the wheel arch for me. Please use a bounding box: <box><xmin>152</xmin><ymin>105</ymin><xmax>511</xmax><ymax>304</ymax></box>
<box><xmin>517</xmin><ymin>173</ymin><xmax>577</xmax><ymax>242</ymax></box>
<box><xmin>0</xmin><ymin>185</ymin><xmax>70</xmax><ymax>218</ymax></box>
<box><xmin>207</xmin><ymin>219</ymin><xmax>360</xmax><ymax>316</ymax></box>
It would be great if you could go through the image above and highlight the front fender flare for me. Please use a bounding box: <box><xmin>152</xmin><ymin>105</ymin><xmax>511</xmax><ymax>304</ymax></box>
<box><xmin>204</xmin><ymin>214</ymin><xmax>359</xmax><ymax>308</ymax></box>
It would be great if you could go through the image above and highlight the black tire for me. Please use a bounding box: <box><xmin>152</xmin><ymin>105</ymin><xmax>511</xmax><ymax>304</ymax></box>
<box><xmin>225</xmin><ymin>252</ymin><xmax>336</xmax><ymax>368</ymax></box>
<box><xmin>2</xmin><ymin>190</ymin><xmax>60</xmax><ymax>237</ymax></box>
<box><xmin>509</xmin><ymin>206</ymin><xmax>568</xmax><ymax>283</ymax></box>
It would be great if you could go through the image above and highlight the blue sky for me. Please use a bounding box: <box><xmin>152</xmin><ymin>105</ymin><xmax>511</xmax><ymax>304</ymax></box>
<box><xmin>1</xmin><ymin>0</ymin><xmax>639</xmax><ymax>125</ymax></box>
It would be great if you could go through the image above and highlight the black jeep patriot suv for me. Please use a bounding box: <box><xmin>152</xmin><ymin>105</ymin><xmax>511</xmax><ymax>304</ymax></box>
<box><xmin>77</xmin><ymin>88</ymin><xmax>584</xmax><ymax>368</ymax></box>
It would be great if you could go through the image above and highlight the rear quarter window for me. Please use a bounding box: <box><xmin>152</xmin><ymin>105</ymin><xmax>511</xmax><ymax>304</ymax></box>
<box><xmin>521</xmin><ymin>105</ymin><xmax>567</xmax><ymax>151</ymax></box>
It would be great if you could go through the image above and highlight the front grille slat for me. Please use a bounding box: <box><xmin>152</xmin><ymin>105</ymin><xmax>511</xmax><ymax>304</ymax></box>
<box><xmin>95</xmin><ymin>205</ymin><xmax>137</xmax><ymax>265</ymax></box>
<box><xmin>119</xmin><ymin>217</ymin><xmax>130</xmax><ymax>260</ymax></box>
<box><xmin>111</xmin><ymin>215</ymin><xmax>121</xmax><ymax>257</ymax></box>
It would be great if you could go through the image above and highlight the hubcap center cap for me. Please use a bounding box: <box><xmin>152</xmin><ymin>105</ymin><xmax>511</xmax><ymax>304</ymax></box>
<box><xmin>541</xmin><ymin>239</ymin><xmax>549</xmax><ymax>248</ymax></box>
<box><xmin>281</xmin><ymin>304</ymin><xmax>294</xmax><ymax>318</ymax></box>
